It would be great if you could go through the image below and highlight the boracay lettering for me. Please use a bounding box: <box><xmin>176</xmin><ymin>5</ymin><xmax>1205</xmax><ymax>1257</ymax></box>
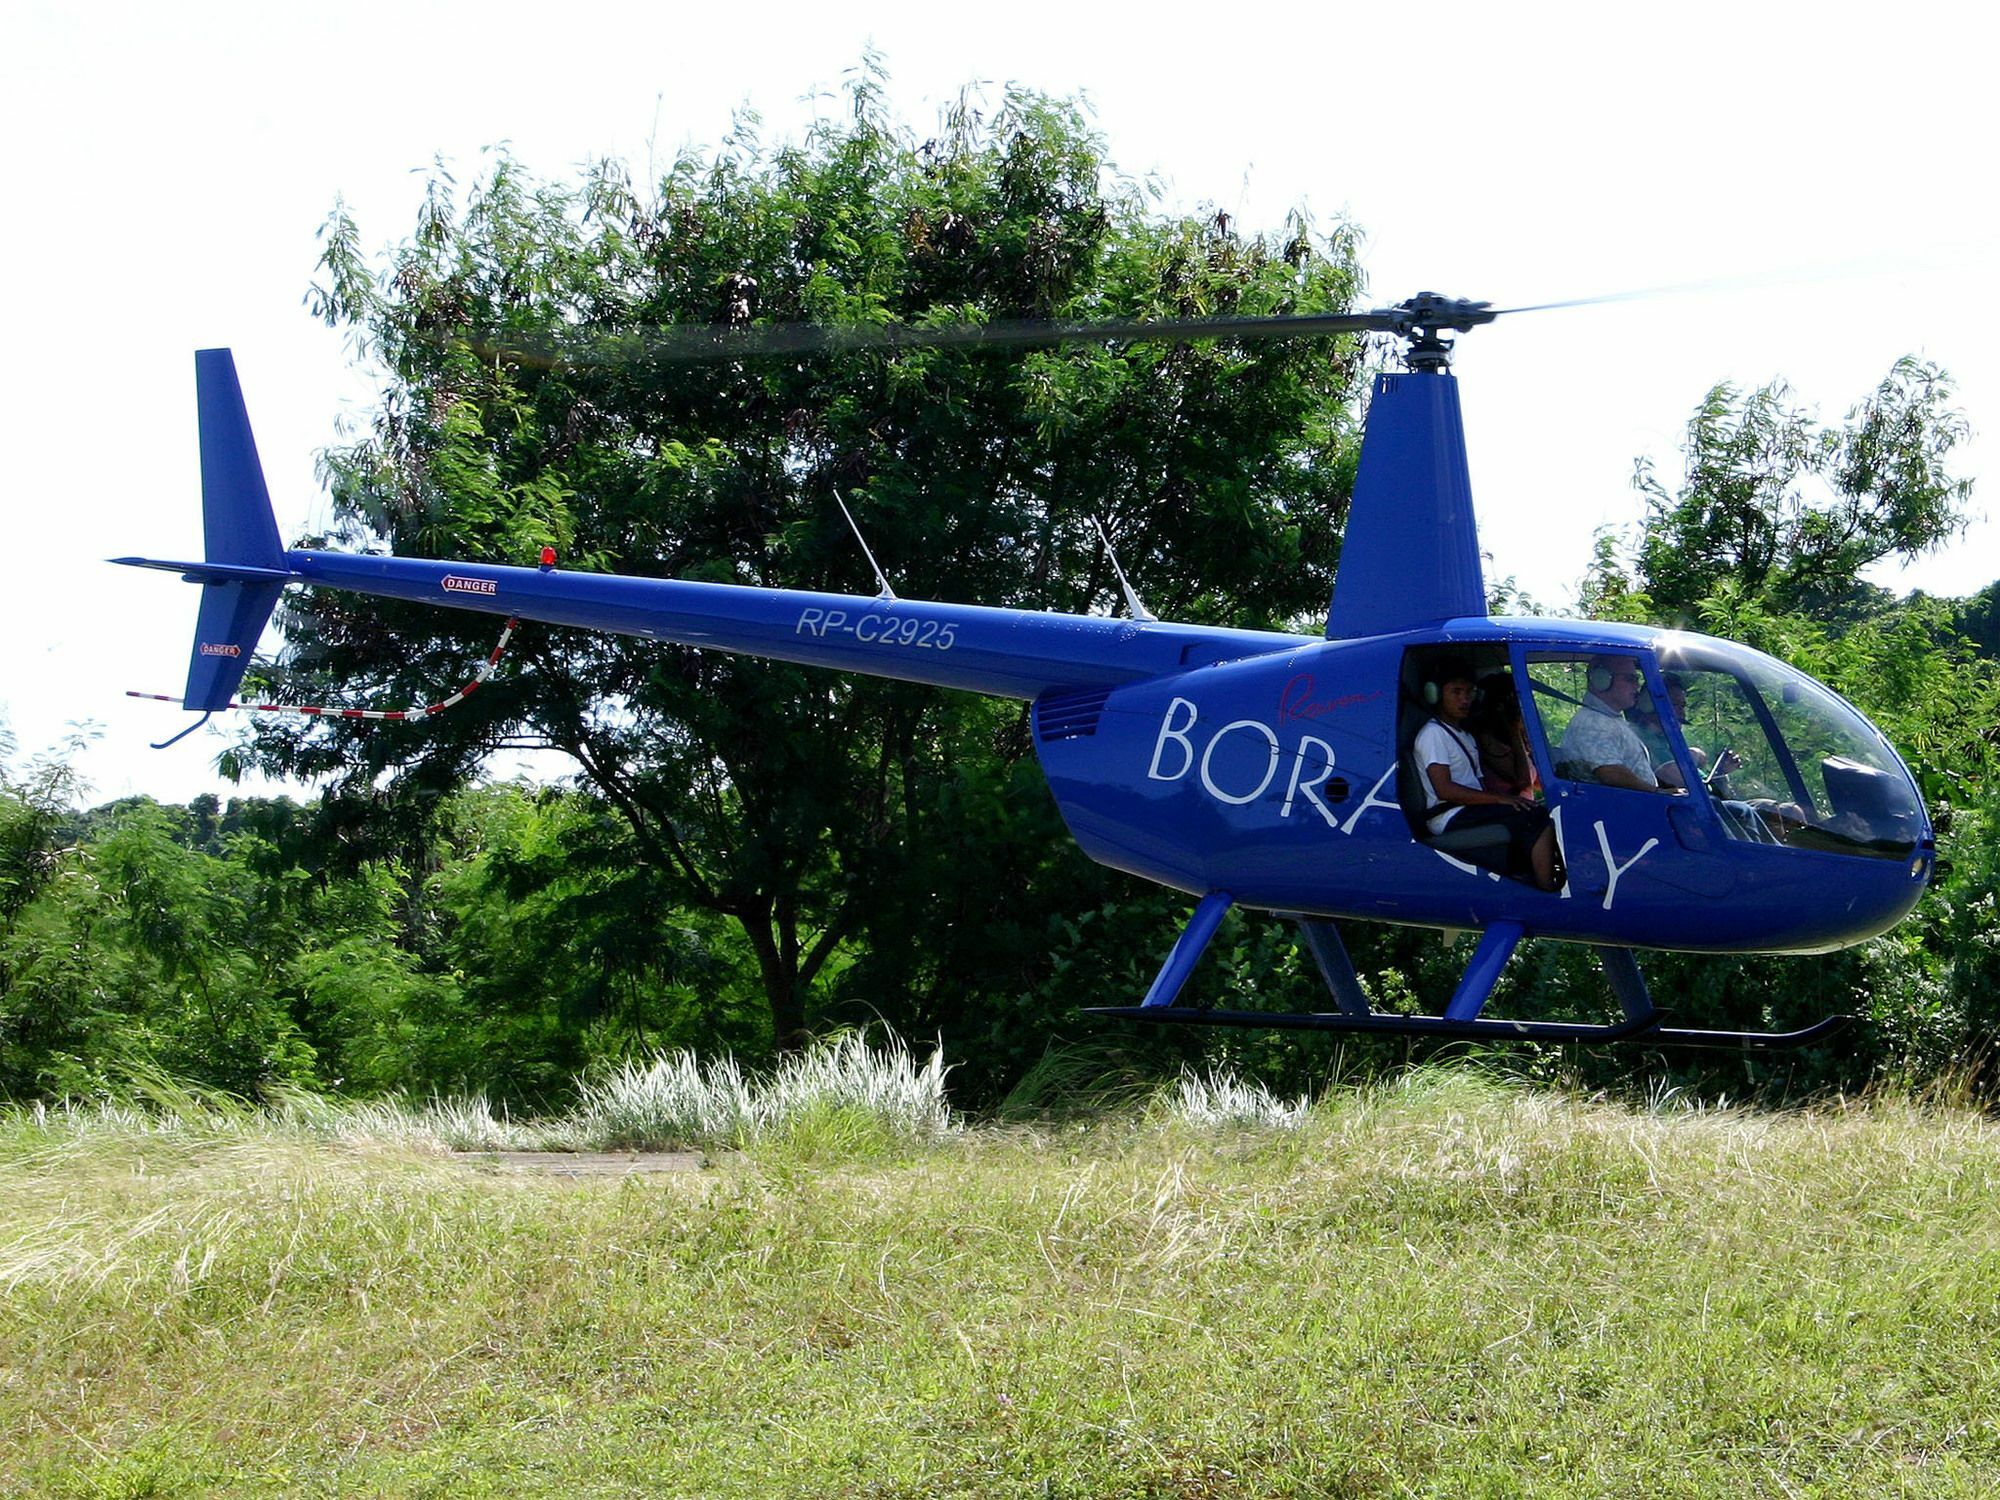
<box><xmin>1145</xmin><ymin>696</ymin><xmax>1344</xmax><ymax>827</ymax></box>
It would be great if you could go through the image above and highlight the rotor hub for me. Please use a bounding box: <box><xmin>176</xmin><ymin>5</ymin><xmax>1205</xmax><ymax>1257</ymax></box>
<box><xmin>1384</xmin><ymin>292</ymin><xmax>1496</xmax><ymax>372</ymax></box>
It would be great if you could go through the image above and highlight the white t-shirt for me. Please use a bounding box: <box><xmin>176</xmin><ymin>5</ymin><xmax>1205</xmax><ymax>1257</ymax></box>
<box><xmin>1558</xmin><ymin>697</ymin><xmax>1659</xmax><ymax>787</ymax></box>
<box><xmin>1414</xmin><ymin>718</ymin><xmax>1484</xmax><ymax>834</ymax></box>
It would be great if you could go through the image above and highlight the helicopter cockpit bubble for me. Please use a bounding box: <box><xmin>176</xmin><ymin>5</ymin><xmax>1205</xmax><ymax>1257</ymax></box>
<box><xmin>1652</xmin><ymin>636</ymin><xmax>1924</xmax><ymax>860</ymax></box>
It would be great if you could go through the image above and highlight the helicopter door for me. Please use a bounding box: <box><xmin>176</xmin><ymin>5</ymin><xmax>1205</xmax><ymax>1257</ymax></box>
<box><xmin>1517</xmin><ymin>649</ymin><xmax>1706</xmax><ymax>907</ymax></box>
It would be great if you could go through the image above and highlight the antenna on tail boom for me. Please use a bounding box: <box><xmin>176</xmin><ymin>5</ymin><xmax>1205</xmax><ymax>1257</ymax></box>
<box><xmin>1094</xmin><ymin>518</ymin><xmax>1157</xmax><ymax>623</ymax></box>
<box><xmin>834</xmin><ymin>491</ymin><xmax>897</xmax><ymax>602</ymax></box>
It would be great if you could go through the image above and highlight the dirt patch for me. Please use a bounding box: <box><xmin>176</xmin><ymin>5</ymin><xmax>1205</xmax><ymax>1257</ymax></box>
<box><xmin>456</xmin><ymin>1150</ymin><xmax>706</xmax><ymax>1177</ymax></box>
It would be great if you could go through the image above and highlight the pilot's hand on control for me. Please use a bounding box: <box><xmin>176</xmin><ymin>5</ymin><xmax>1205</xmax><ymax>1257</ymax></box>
<box><xmin>1717</xmin><ymin>749</ymin><xmax>1743</xmax><ymax>776</ymax></box>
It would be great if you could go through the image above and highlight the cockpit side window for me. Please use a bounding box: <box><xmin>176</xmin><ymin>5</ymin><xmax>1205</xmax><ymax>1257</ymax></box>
<box><xmin>1524</xmin><ymin>652</ymin><xmax>1684</xmax><ymax>793</ymax></box>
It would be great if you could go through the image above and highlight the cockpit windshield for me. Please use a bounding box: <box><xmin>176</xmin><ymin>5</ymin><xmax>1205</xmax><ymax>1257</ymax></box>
<box><xmin>1653</xmin><ymin>637</ymin><xmax>1923</xmax><ymax>860</ymax></box>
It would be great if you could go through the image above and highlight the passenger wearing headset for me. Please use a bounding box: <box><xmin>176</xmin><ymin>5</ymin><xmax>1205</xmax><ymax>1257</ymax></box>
<box><xmin>1415</xmin><ymin>658</ymin><xmax>1562</xmax><ymax>891</ymax></box>
<box><xmin>1557</xmin><ymin>654</ymin><xmax>1684</xmax><ymax>791</ymax></box>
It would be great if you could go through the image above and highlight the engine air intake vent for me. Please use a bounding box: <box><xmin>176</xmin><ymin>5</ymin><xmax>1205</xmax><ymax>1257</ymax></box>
<box><xmin>1035</xmin><ymin>687</ymin><xmax>1113</xmax><ymax>742</ymax></box>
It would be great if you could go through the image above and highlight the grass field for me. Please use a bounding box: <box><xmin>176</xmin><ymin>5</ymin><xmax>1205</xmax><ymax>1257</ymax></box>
<box><xmin>4</xmin><ymin>1059</ymin><xmax>1999</xmax><ymax>1497</ymax></box>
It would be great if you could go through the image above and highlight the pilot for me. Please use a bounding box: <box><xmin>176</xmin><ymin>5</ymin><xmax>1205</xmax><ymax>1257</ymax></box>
<box><xmin>1416</xmin><ymin>659</ymin><xmax>1562</xmax><ymax>891</ymax></box>
<box><xmin>1646</xmin><ymin>675</ymin><xmax>1805</xmax><ymax>836</ymax></box>
<box><xmin>1630</xmin><ymin>676</ymin><xmax>1687</xmax><ymax>785</ymax></box>
<box><xmin>1558</xmin><ymin>655</ymin><xmax>1683</xmax><ymax>791</ymax></box>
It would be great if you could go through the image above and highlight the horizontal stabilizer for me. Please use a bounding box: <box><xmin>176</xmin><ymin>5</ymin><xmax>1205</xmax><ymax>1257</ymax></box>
<box><xmin>110</xmin><ymin>556</ymin><xmax>294</xmax><ymax>584</ymax></box>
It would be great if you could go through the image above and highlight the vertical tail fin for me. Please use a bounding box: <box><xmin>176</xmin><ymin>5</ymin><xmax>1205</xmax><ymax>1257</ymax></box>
<box><xmin>182</xmin><ymin>349</ymin><xmax>286</xmax><ymax>710</ymax></box>
<box><xmin>196</xmin><ymin>348</ymin><xmax>284</xmax><ymax>571</ymax></box>
<box><xmin>182</xmin><ymin>578</ymin><xmax>284</xmax><ymax>713</ymax></box>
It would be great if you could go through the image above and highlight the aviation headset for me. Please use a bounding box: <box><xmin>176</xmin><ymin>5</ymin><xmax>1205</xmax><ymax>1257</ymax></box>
<box><xmin>1586</xmin><ymin>660</ymin><xmax>1631</xmax><ymax>695</ymax></box>
<box><xmin>1422</xmin><ymin>659</ymin><xmax>1479</xmax><ymax>707</ymax></box>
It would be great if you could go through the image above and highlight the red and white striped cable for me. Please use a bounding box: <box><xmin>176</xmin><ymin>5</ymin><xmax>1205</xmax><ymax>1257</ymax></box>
<box><xmin>127</xmin><ymin>618</ymin><xmax>520</xmax><ymax>722</ymax></box>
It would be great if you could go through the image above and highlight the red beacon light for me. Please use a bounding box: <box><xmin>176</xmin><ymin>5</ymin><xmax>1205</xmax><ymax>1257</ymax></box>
<box><xmin>539</xmin><ymin>545</ymin><xmax>557</xmax><ymax>572</ymax></box>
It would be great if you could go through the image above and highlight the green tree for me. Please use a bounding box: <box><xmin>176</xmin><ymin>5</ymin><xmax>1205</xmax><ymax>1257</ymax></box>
<box><xmin>249</xmin><ymin>74</ymin><xmax>1365</xmax><ymax>1050</ymax></box>
<box><xmin>418</xmin><ymin>785</ymin><xmax>731</xmax><ymax>1100</ymax></box>
<box><xmin>1635</xmin><ymin>358</ymin><xmax>1972</xmax><ymax>623</ymax></box>
<box><xmin>90</xmin><ymin>805</ymin><xmax>318</xmax><ymax>1093</ymax></box>
<box><xmin>1954</xmin><ymin>580</ymin><xmax>2000</xmax><ymax>661</ymax></box>
<box><xmin>0</xmin><ymin>725</ymin><xmax>92</xmax><ymax>945</ymax></box>
<box><xmin>0</xmin><ymin>727</ymin><xmax>126</xmax><ymax>1095</ymax></box>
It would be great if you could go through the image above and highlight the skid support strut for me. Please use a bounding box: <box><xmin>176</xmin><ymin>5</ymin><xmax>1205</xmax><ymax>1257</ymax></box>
<box><xmin>1599</xmin><ymin>947</ymin><xmax>1655</xmax><ymax>1022</ymax></box>
<box><xmin>1292</xmin><ymin>916</ymin><xmax>1370</xmax><ymax>1017</ymax></box>
<box><xmin>1138</xmin><ymin>891</ymin><xmax>1234</xmax><ymax>1010</ymax></box>
<box><xmin>1443</xmin><ymin>922</ymin><xmax>1523</xmax><ymax>1022</ymax></box>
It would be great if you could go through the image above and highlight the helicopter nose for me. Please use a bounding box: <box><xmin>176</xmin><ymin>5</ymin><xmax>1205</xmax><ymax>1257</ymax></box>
<box><xmin>1860</xmin><ymin>842</ymin><xmax>1939</xmax><ymax>943</ymax></box>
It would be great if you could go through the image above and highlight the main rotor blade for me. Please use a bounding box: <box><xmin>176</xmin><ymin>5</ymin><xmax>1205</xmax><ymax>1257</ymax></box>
<box><xmin>1490</xmin><ymin>290</ymin><xmax>1661</xmax><ymax>316</ymax></box>
<box><xmin>473</xmin><ymin>307</ymin><xmax>1402</xmax><ymax>370</ymax></box>
<box><xmin>469</xmin><ymin>291</ymin><xmax>1503</xmax><ymax>371</ymax></box>
<box><xmin>1493</xmin><ymin>259</ymin><xmax>1904</xmax><ymax>319</ymax></box>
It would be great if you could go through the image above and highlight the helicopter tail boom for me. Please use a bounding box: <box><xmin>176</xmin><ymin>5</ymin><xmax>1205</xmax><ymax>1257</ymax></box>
<box><xmin>119</xmin><ymin>541</ymin><xmax>1309</xmax><ymax>705</ymax></box>
<box><xmin>281</xmin><ymin>549</ymin><xmax>1309</xmax><ymax>701</ymax></box>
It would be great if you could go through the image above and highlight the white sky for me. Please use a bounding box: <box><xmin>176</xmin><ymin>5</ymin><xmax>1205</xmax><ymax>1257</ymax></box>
<box><xmin>3</xmin><ymin>1</ymin><xmax>1994</xmax><ymax>807</ymax></box>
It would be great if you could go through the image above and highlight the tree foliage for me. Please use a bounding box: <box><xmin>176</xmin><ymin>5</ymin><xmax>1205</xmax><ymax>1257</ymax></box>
<box><xmin>1954</xmin><ymin>580</ymin><xmax>2000</xmax><ymax>661</ymax></box>
<box><xmin>1635</xmin><ymin>358</ymin><xmax>1972</xmax><ymax>623</ymax></box>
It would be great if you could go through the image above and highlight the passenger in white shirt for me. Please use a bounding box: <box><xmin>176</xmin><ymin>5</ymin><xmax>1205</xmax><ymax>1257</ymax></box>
<box><xmin>1415</xmin><ymin>660</ymin><xmax>1562</xmax><ymax>892</ymax></box>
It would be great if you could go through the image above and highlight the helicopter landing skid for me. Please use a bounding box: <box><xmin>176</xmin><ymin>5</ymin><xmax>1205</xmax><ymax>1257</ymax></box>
<box><xmin>1083</xmin><ymin>1005</ymin><xmax>1851</xmax><ymax>1051</ymax></box>
<box><xmin>1091</xmin><ymin>899</ymin><xmax>1850</xmax><ymax>1051</ymax></box>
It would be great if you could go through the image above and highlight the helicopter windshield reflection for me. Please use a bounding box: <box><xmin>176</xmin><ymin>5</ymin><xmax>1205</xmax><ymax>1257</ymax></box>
<box><xmin>1654</xmin><ymin>638</ymin><xmax>1923</xmax><ymax>860</ymax></box>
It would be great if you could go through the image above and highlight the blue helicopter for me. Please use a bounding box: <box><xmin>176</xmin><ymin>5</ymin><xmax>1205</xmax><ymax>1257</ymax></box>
<box><xmin>116</xmin><ymin>294</ymin><xmax>1936</xmax><ymax>1049</ymax></box>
